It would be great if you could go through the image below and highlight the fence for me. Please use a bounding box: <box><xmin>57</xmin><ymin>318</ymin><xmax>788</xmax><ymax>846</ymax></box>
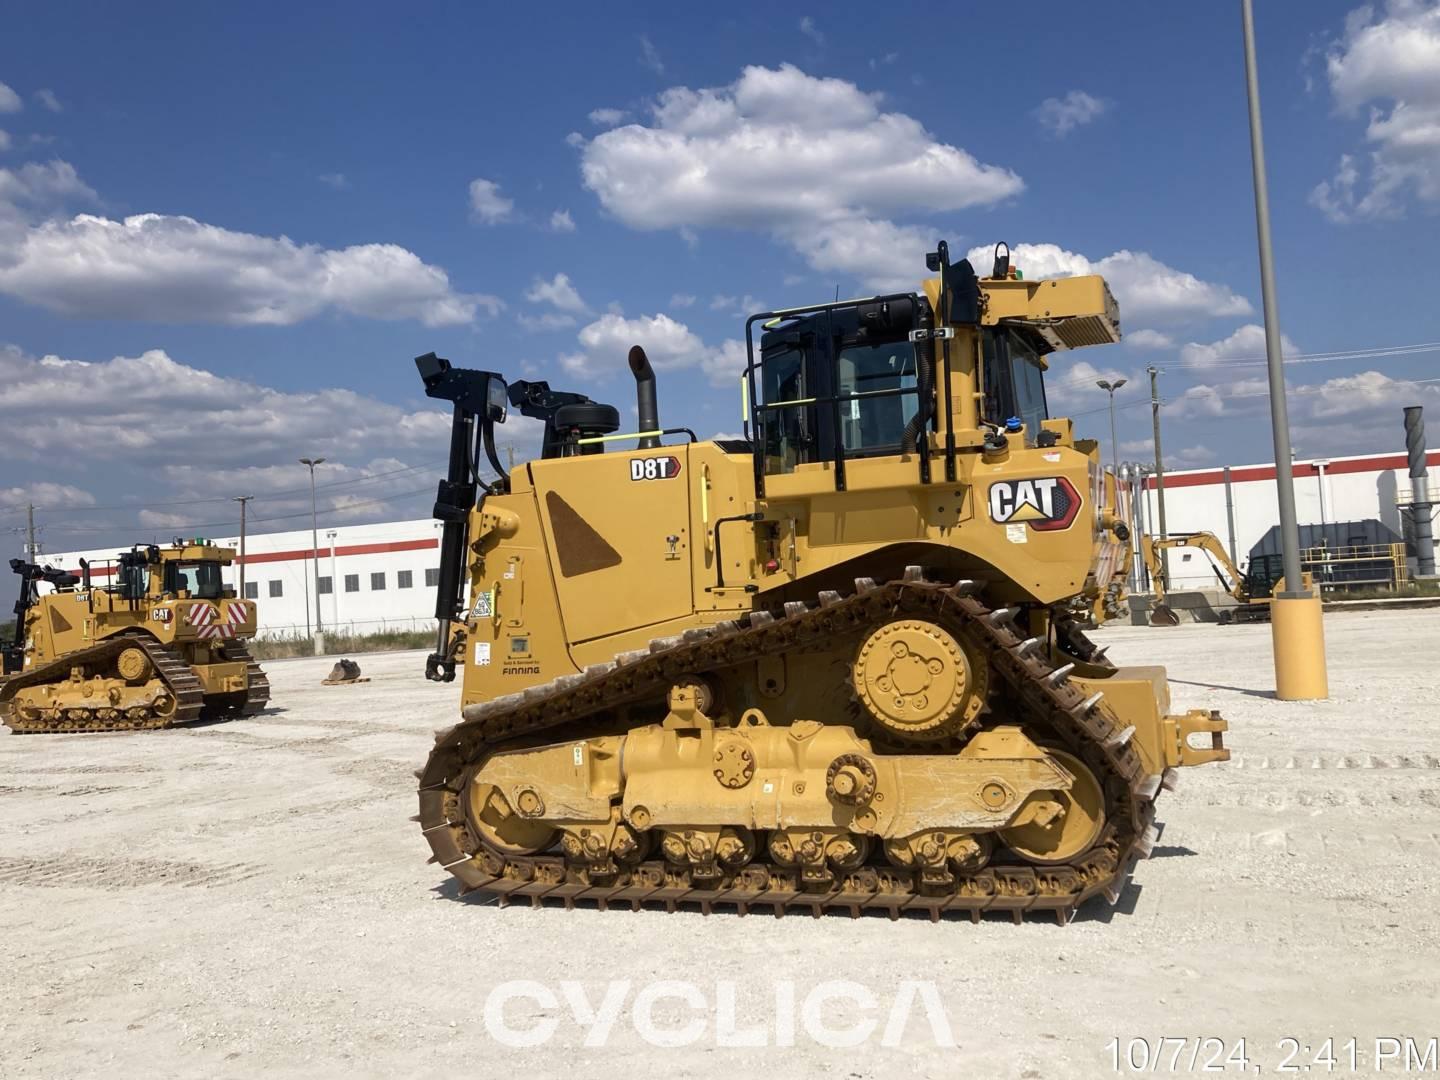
<box><xmin>255</xmin><ymin>615</ymin><xmax>431</xmax><ymax>641</ymax></box>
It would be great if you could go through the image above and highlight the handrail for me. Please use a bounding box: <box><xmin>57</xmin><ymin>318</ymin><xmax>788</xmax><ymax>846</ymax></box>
<box><xmin>575</xmin><ymin>426</ymin><xmax>699</xmax><ymax>447</ymax></box>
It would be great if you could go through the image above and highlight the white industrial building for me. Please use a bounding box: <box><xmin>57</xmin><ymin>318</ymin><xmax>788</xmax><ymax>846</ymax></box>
<box><xmin>1137</xmin><ymin>447</ymin><xmax>1439</xmax><ymax>589</ymax></box>
<box><xmin>39</xmin><ymin>445</ymin><xmax>1437</xmax><ymax>638</ymax></box>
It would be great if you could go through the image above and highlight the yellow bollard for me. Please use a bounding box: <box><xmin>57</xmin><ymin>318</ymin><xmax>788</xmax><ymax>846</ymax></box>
<box><xmin>1269</xmin><ymin>589</ymin><xmax>1328</xmax><ymax>701</ymax></box>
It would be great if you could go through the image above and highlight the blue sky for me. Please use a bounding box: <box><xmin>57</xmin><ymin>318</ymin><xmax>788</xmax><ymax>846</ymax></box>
<box><xmin>1</xmin><ymin>0</ymin><xmax>1438</xmax><ymax>559</ymax></box>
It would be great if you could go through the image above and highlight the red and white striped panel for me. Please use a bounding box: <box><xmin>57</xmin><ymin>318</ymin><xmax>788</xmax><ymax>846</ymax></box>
<box><xmin>186</xmin><ymin>601</ymin><xmax>240</xmax><ymax>640</ymax></box>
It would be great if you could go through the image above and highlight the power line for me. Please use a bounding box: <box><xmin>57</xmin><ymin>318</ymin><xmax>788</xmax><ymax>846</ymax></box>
<box><xmin>37</xmin><ymin>487</ymin><xmax>436</xmax><ymax>540</ymax></box>
<box><xmin>0</xmin><ymin>458</ymin><xmax>446</xmax><ymax>519</ymax></box>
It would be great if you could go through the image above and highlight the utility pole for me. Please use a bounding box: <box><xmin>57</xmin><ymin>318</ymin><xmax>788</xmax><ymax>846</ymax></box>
<box><xmin>299</xmin><ymin>458</ymin><xmax>326</xmax><ymax>651</ymax></box>
<box><xmin>1241</xmin><ymin>0</ymin><xmax>1327</xmax><ymax>699</ymax></box>
<box><xmin>233</xmin><ymin>495</ymin><xmax>253</xmax><ymax>595</ymax></box>
<box><xmin>1147</xmin><ymin>366</ymin><xmax>1169</xmax><ymax>589</ymax></box>
<box><xmin>26</xmin><ymin>503</ymin><xmax>39</xmax><ymax>559</ymax></box>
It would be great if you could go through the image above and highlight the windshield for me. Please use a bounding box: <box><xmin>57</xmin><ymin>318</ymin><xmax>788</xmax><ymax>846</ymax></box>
<box><xmin>165</xmin><ymin>561</ymin><xmax>224</xmax><ymax>599</ymax></box>
<box><xmin>982</xmin><ymin>328</ymin><xmax>1048</xmax><ymax>441</ymax></box>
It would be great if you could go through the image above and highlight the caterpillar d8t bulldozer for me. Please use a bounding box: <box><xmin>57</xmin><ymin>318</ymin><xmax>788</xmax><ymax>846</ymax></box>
<box><xmin>0</xmin><ymin>541</ymin><xmax>269</xmax><ymax>733</ymax></box>
<box><xmin>412</xmin><ymin>241</ymin><xmax>1228</xmax><ymax>922</ymax></box>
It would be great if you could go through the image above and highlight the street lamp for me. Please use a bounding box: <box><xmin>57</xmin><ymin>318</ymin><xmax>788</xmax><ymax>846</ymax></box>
<box><xmin>299</xmin><ymin>457</ymin><xmax>326</xmax><ymax>647</ymax></box>
<box><xmin>1096</xmin><ymin>378</ymin><xmax>1127</xmax><ymax>476</ymax></box>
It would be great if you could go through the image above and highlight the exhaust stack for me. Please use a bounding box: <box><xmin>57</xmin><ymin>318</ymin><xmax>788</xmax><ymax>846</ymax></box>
<box><xmin>1402</xmin><ymin>406</ymin><xmax>1436</xmax><ymax>577</ymax></box>
<box><xmin>629</xmin><ymin>345</ymin><xmax>660</xmax><ymax>449</ymax></box>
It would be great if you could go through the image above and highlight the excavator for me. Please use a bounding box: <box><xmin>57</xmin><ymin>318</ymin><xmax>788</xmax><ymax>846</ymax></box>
<box><xmin>410</xmin><ymin>241</ymin><xmax>1229</xmax><ymax>922</ymax></box>
<box><xmin>1140</xmin><ymin>531</ymin><xmax>1296</xmax><ymax>626</ymax></box>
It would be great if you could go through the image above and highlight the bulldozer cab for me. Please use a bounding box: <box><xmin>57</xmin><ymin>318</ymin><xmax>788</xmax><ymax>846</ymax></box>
<box><xmin>756</xmin><ymin>297</ymin><xmax>925</xmax><ymax>475</ymax></box>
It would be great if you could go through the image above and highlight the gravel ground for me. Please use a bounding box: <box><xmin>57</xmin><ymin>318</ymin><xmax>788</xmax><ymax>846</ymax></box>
<box><xmin>2</xmin><ymin>609</ymin><xmax>1438</xmax><ymax>1078</ymax></box>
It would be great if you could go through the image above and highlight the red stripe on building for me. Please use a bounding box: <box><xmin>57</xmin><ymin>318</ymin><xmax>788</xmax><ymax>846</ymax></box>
<box><xmin>237</xmin><ymin>537</ymin><xmax>439</xmax><ymax>565</ymax></box>
<box><xmin>1144</xmin><ymin>450</ymin><xmax>1440</xmax><ymax>489</ymax></box>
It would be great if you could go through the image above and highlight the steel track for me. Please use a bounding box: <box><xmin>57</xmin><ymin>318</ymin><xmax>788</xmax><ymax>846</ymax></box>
<box><xmin>417</xmin><ymin>575</ymin><xmax>1182</xmax><ymax>923</ymax></box>
<box><xmin>1</xmin><ymin>634</ymin><xmax>205</xmax><ymax>734</ymax></box>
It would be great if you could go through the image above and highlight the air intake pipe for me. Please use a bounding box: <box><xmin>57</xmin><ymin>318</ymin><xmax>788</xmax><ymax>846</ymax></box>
<box><xmin>629</xmin><ymin>345</ymin><xmax>660</xmax><ymax>449</ymax></box>
<box><xmin>1403</xmin><ymin>406</ymin><xmax>1436</xmax><ymax>577</ymax></box>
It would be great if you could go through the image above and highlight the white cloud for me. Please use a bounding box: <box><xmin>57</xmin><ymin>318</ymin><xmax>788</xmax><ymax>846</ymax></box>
<box><xmin>965</xmin><ymin>241</ymin><xmax>1252</xmax><ymax>325</ymax></box>
<box><xmin>700</xmin><ymin>338</ymin><xmax>748</xmax><ymax>387</ymax></box>
<box><xmin>0</xmin><ymin>344</ymin><xmax>454</xmax><ymax>466</ymax></box>
<box><xmin>0</xmin><ymin>211</ymin><xmax>496</xmax><ymax>326</ymax></box>
<box><xmin>799</xmin><ymin>16</ymin><xmax>825</xmax><ymax>46</ymax></box>
<box><xmin>468</xmin><ymin>177</ymin><xmax>514</xmax><ymax>224</ymax></box>
<box><xmin>588</xmin><ymin>107</ymin><xmax>629</xmax><ymax>127</ymax></box>
<box><xmin>525</xmin><ymin>271</ymin><xmax>588</xmax><ymax>313</ymax></box>
<box><xmin>580</xmin><ymin>64</ymin><xmax>1023</xmax><ymax>289</ymax></box>
<box><xmin>638</xmin><ymin>35</ymin><xmax>664</xmax><ymax>75</ymax></box>
<box><xmin>1168</xmin><ymin>367</ymin><xmax>1440</xmax><ymax>448</ymax></box>
<box><xmin>34</xmin><ymin>89</ymin><xmax>62</xmax><ymax>113</ymax></box>
<box><xmin>1311</xmin><ymin>0</ymin><xmax>1440</xmax><ymax>221</ymax></box>
<box><xmin>317</xmin><ymin>172</ymin><xmax>349</xmax><ymax>190</ymax></box>
<box><xmin>516</xmin><ymin>311</ymin><xmax>577</xmax><ymax>332</ymax></box>
<box><xmin>1126</xmin><ymin>329</ymin><xmax>1174</xmax><ymax>349</ymax></box>
<box><xmin>869</xmin><ymin>52</ymin><xmax>900</xmax><ymax>71</ymax></box>
<box><xmin>798</xmin><ymin>217</ymin><xmax>936</xmax><ymax>291</ymax></box>
<box><xmin>1033</xmin><ymin>90</ymin><xmax>1110</xmax><ymax>137</ymax></box>
<box><xmin>0</xmin><ymin>159</ymin><xmax>98</xmax><ymax>211</ymax></box>
<box><xmin>576</xmin><ymin>313</ymin><xmax>704</xmax><ymax>372</ymax></box>
<box><xmin>1176</xmin><ymin>323</ymin><xmax>1298</xmax><ymax>368</ymax></box>
<box><xmin>1119</xmin><ymin>441</ymin><xmax>1214</xmax><ymax>469</ymax></box>
<box><xmin>709</xmin><ymin>293</ymin><xmax>766</xmax><ymax>313</ymax></box>
<box><xmin>669</xmin><ymin>292</ymin><xmax>696</xmax><ymax>308</ymax></box>
<box><xmin>0</xmin><ymin>481</ymin><xmax>95</xmax><ymax>509</ymax></box>
<box><xmin>0</xmin><ymin>82</ymin><xmax>20</xmax><ymax>113</ymax></box>
<box><xmin>564</xmin><ymin>312</ymin><xmax>745</xmax><ymax>386</ymax></box>
<box><xmin>549</xmin><ymin>208</ymin><xmax>576</xmax><ymax>233</ymax></box>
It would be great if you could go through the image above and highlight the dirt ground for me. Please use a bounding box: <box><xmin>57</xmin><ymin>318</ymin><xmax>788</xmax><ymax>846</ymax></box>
<box><xmin>3</xmin><ymin>610</ymin><xmax>1438</xmax><ymax>1078</ymax></box>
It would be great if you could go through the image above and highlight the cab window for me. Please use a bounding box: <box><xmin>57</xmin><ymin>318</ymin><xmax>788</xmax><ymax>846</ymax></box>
<box><xmin>759</xmin><ymin>346</ymin><xmax>815</xmax><ymax>474</ymax></box>
<box><xmin>836</xmin><ymin>340</ymin><xmax>918</xmax><ymax>456</ymax></box>
<box><xmin>164</xmin><ymin>561</ymin><xmax>224</xmax><ymax>599</ymax></box>
<box><xmin>982</xmin><ymin>328</ymin><xmax>1048</xmax><ymax>442</ymax></box>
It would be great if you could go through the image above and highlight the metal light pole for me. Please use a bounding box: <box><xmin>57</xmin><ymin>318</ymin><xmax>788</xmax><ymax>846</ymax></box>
<box><xmin>1096</xmin><ymin>378</ymin><xmax>1127</xmax><ymax>476</ymax></box>
<box><xmin>299</xmin><ymin>458</ymin><xmax>326</xmax><ymax>650</ymax></box>
<box><xmin>1241</xmin><ymin>0</ymin><xmax>1327</xmax><ymax>699</ymax></box>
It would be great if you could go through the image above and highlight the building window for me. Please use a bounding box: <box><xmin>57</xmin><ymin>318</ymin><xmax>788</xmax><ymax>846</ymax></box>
<box><xmin>318</xmin><ymin>576</ymin><xmax>333</xmax><ymax>595</ymax></box>
<box><xmin>397</xmin><ymin>570</ymin><xmax>413</xmax><ymax>589</ymax></box>
<box><xmin>268</xmin><ymin>580</ymin><xmax>283</xmax><ymax>598</ymax></box>
<box><xmin>425</xmin><ymin>568</ymin><xmax>440</xmax><ymax>587</ymax></box>
<box><xmin>244</xmin><ymin>581</ymin><xmax>258</xmax><ymax>600</ymax></box>
<box><xmin>371</xmin><ymin>572</ymin><xmax>386</xmax><ymax>591</ymax></box>
<box><xmin>344</xmin><ymin>574</ymin><xmax>360</xmax><ymax>593</ymax></box>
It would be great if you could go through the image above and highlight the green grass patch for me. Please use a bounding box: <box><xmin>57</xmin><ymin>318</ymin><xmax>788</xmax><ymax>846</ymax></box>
<box><xmin>249</xmin><ymin>628</ymin><xmax>432</xmax><ymax>660</ymax></box>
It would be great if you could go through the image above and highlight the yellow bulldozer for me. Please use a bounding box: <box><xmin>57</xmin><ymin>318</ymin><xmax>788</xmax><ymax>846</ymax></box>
<box><xmin>0</xmin><ymin>540</ymin><xmax>269</xmax><ymax>733</ymax></box>
<box><xmin>412</xmin><ymin>241</ymin><xmax>1228</xmax><ymax>922</ymax></box>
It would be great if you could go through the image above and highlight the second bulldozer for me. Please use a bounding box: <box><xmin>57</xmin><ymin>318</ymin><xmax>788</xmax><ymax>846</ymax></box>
<box><xmin>412</xmin><ymin>241</ymin><xmax>1229</xmax><ymax>922</ymax></box>
<box><xmin>1</xmin><ymin>541</ymin><xmax>269</xmax><ymax>733</ymax></box>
